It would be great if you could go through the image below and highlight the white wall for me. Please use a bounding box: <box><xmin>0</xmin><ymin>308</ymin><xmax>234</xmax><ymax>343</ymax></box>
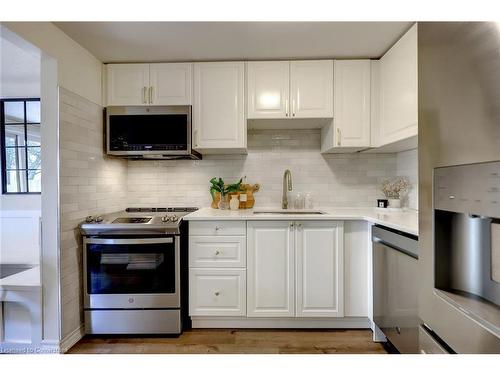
<box><xmin>0</xmin><ymin>36</ymin><xmax>40</xmax><ymax>98</ymax></box>
<box><xmin>0</xmin><ymin>30</ymin><xmax>42</xmax><ymax>212</ymax></box>
<box><xmin>1</xmin><ymin>22</ymin><xmax>103</xmax><ymax>105</ymax></box>
<box><xmin>0</xmin><ymin>23</ymin><xmax>103</xmax><ymax>348</ymax></box>
<box><xmin>0</xmin><ymin>210</ymin><xmax>40</xmax><ymax>264</ymax></box>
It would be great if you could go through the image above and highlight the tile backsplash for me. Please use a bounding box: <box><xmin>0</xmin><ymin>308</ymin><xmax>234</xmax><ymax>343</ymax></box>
<box><xmin>126</xmin><ymin>129</ymin><xmax>416</xmax><ymax>209</ymax></box>
<box><xmin>396</xmin><ymin>148</ymin><xmax>418</xmax><ymax>210</ymax></box>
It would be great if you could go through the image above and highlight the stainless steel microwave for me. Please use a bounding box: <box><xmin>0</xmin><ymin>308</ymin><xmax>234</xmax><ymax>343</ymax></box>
<box><xmin>106</xmin><ymin>106</ymin><xmax>201</xmax><ymax>159</ymax></box>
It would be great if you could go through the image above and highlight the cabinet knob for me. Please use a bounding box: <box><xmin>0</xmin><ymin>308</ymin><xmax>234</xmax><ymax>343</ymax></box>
<box><xmin>214</xmin><ymin>291</ymin><xmax>220</xmax><ymax>296</ymax></box>
<box><xmin>297</xmin><ymin>223</ymin><xmax>302</xmax><ymax>228</ymax></box>
<box><xmin>215</xmin><ymin>250</ymin><xmax>221</xmax><ymax>255</ymax></box>
<box><xmin>215</xmin><ymin>226</ymin><xmax>222</xmax><ymax>231</ymax></box>
<box><xmin>290</xmin><ymin>222</ymin><xmax>294</xmax><ymax>228</ymax></box>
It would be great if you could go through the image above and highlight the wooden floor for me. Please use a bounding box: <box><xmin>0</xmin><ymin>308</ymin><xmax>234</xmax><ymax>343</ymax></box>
<box><xmin>68</xmin><ymin>329</ymin><xmax>387</xmax><ymax>354</ymax></box>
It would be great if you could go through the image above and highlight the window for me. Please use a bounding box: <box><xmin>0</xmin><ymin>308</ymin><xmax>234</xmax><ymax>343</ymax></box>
<box><xmin>0</xmin><ymin>98</ymin><xmax>41</xmax><ymax>194</ymax></box>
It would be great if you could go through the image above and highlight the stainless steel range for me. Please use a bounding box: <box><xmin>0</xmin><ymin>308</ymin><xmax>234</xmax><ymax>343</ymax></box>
<box><xmin>80</xmin><ymin>207</ymin><xmax>197</xmax><ymax>335</ymax></box>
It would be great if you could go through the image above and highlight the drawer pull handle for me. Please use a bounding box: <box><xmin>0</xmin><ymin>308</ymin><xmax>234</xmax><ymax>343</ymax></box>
<box><xmin>214</xmin><ymin>291</ymin><xmax>220</xmax><ymax>296</ymax></box>
<box><xmin>215</xmin><ymin>250</ymin><xmax>221</xmax><ymax>255</ymax></box>
<box><xmin>215</xmin><ymin>226</ymin><xmax>222</xmax><ymax>231</ymax></box>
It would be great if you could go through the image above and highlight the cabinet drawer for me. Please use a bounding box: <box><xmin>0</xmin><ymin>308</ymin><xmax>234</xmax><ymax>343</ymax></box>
<box><xmin>189</xmin><ymin>236</ymin><xmax>246</xmax><ymax>268</ymax></box>
<box><xmin>189</xmin><ymin>268</ymin><xmax>246</xmax><ymax>316</ymax></box>
<box><xmin>189</xmin><ymin>221</ymin><xmax>246</xmax><ymax>236</ymax></box>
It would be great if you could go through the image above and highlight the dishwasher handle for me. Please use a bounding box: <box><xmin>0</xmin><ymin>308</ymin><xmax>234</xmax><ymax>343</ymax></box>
<box><xmin>373</xmin><ymin>236</ymin><xmax>418</xmax><ymax>259</ymax></box>
<box><xmin>372</xmin><ymin>225</ymin><xmax>419</xmax><ymax>259</ymax></box>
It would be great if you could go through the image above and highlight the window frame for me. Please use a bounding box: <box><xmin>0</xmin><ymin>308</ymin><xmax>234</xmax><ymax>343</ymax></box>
<box><xmin>0</xmin><ymin>97</ymin><xmax>41</xmax><ymax>195</ymax></box>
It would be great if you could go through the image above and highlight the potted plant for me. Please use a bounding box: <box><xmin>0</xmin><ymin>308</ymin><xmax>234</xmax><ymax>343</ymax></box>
<box><xmin>209</xmin><ymin>177</ymin><xmax>242</xmax><ymax>209</ymax></box>
<box><xmin>381</xmin><ymin>177</ymin><xmax>410</xmax><ymax>208</ymax></box>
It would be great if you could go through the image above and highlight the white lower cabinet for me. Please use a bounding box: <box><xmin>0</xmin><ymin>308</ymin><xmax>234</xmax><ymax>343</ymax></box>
<box><xmin>296</xmin><ymin>221</ymin><xmax>344</xmax><ymax>317</ymax></box>
<box><xmin>246</xmin><ymin>220</ymin><xmax>344</xmax><ymax>318</ymax></box>
<box><xmin>189</xmin><ymin>268</ymin><xmax>246</xmax><ymax>316</ymax></box>
<box><xmin>189</xmin><ymin>221</ymin><xmax>247</xmax><ymax>317</ymax></box>
<box><xmin>189</xmin><ymin>220</ymin><xmax>348</xmax><ymax>323</ymax></box>
<box><xmin>247</xmin><ymin>221</ymin><xmax>295</xmax><ymax>317</ymax></box>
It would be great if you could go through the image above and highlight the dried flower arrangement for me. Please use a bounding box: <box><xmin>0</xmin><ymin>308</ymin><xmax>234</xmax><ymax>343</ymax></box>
<box><xmin>381</xmin><ymin>176</ymin><xmax>410</xmax><ymax>199</ymax></box>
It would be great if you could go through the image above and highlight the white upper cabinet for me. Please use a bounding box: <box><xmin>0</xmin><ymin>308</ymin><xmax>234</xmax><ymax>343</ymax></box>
<box><xmin>106</xmin><ymin>64</ymin><xmax>150</xmax><ymax>106</ymax></box>
<box><xmin>321</xmin><ymin>60</ymin><xmax>371</xmax><ymax>153</ymax></box>
<box><xmin>290</xmin><ymin>60</ymin><xmax>334</xmax><ymax>118</ymax></box>
<box><xmin>247</xmin><ymin>60</ymin><xmax>333</xmax><ymax>119</ymax></box>
<box><xmin>333</xmin><ymin>60</ymin><xmax>371</xmax><ymax>148</ymax></box>
<box><xmin>295</xmin><ymin>221</ymin><xmax>344</xmax><ymax>317</ymax></box>
<box><xmin>377</xmin><ymin>24</ymin><xmax>418</xmax><ymax>146</ymax></box>
<box><xmin>247</xmin><ymin>61</ymin><xmax>290</xmax><ymax>119</ymax></box>
<box><xmin>247</xmin><ymin>221</ymin><xmax>295</xmax><ymax>317</ymax></box>
<box><xmin>193</xmin><ymin>62</ymin><xmax>246</xmax><ymax>153</ymax></box>
<box><xmin>106</xmin><ymin>63</ymin><xmax>192</xmax><ymax>106</ymax></box>
<box><xmin>149</xmin><ymin>63</ymin><xmax>192</xmax><ymax>105</ymax></box>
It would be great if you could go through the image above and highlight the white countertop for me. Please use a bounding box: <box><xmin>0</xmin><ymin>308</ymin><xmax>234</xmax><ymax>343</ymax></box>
<box><xmin>183</xmin><ymin>207</ymin><xmax>419</xmax><ymax>236</ymax></box>
<box><xmin>0</xmin><ymin>266</ymin><xmax>41</xmax><ymax>292</ymax></box>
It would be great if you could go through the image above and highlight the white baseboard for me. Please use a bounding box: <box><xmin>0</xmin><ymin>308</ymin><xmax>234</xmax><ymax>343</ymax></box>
<box><xmin>191</xmin><ymin>317</ymin><xmax>371</xmax><ymax>329</ymax></box>
<box><xmin>60</xmin><ymin>324</ymin><xmax>85</xmax><ymax>353</ymax></box>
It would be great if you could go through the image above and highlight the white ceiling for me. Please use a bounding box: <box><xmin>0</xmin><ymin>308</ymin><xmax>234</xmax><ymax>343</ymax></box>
<box><xmin>54</xmin><ymin>22</ymin><xmax>413</xmax><ymax>63</ymax></box>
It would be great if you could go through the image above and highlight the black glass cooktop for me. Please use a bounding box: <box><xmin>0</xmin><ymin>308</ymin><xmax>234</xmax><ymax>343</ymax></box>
<box><xmin>112</xmin><ymin>217</ymin><xmax>152</xmax><ymax>224</ymax></box>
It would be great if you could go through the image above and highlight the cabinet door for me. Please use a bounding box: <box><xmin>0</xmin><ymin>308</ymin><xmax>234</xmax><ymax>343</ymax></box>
<box><xmin>247</xmin><ymin>221</ymin><xmax>295</xmax><ymax>317</ymax></box>
<box><xmin>106</xmin><ymin>64</ymin><xmax>150</xmax><ymax>106</ymax></box>
<box><xmin>379</xmin><ymin>24</ymin><xmax>418</xmax><ymax>144</ymax></box>
<box><xmin>247</xmin><ymin>61</ymin><xmax>290</xmax><ymax>119</ymax></box>
<box><xmin>149</xmin><ymin>63</ymin><xmax>192</xmax><ymax>105</ymax></box>
<box><xmin>290</xmin><ymin>60</ymin><xmax>333</xmax><ymax>118</ymax></box>
<box><xmin>193</xmin><ymin>62</ymin><xmax>246</xmax><ymax>151</ymax></box>
<box><xmin>334</xmin><ymin>60</ymin><xmax>371</xmax><ymax>148</ymax></box>
<box><xmin>295</xmin><ymin>221</ymin><xmax>344</xmax><ymax>317</ymax></box>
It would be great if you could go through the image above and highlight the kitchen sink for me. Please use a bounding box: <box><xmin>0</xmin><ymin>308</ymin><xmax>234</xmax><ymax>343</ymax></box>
<box><xmin>253</xmin><ymin>210</ymin><xmax>326</xmax><ymax>215</ymax></box>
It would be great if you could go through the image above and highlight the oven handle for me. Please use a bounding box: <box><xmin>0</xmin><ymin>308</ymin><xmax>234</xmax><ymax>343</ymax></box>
<box><xmin>85</xmin><ymin>237</ymin><xmax>174</xmax><ymax>245</ymax></box>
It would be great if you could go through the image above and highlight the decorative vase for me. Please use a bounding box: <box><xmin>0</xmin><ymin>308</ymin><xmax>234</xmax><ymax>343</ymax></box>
<box><xmin>229</xmin><ymin>195</ymin><xmax>240</xmax><ymax>210</ymax></box>
<box><xmin>388</xmin><ymin>198</ymin><xmax>401</xmax><ymax>208</ymax></box>
<box><xmin>217</xmin><ymin>192</ymin><xmax>229</xmax><ymax>210</ymax></box>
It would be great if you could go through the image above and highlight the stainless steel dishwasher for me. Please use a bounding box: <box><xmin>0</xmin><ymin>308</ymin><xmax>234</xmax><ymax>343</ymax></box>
<box><xmin>372</xmin><ymin>225</ymin><xmax>419</xmax><ymax>353</ymax></box>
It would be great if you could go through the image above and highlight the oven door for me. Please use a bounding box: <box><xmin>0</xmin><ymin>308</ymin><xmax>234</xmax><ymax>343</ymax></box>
<box><xmin>83</xmin><ymin>236</ymin><xmax>180</xmax><ymax>309</ymax></box>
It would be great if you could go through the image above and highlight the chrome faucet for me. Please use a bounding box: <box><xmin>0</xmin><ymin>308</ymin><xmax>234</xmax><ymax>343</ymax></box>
<box><xmin>282</xmin><ymin>169</ymin><xmax>293</xmax><ymax>209</ymax></box>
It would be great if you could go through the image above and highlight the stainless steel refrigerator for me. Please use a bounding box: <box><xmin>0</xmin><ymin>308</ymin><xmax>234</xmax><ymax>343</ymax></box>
<box><xmin>419</xmin><ymin>22</ymin><xmax>500</xmax><ymax>353</ymax></box>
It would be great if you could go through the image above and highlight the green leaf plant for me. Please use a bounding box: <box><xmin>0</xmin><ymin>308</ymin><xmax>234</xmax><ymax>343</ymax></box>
<box><xmin>210</xmin><ymin>177</ymin><xmax>243</xmax><ymax>200</ymax></box>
